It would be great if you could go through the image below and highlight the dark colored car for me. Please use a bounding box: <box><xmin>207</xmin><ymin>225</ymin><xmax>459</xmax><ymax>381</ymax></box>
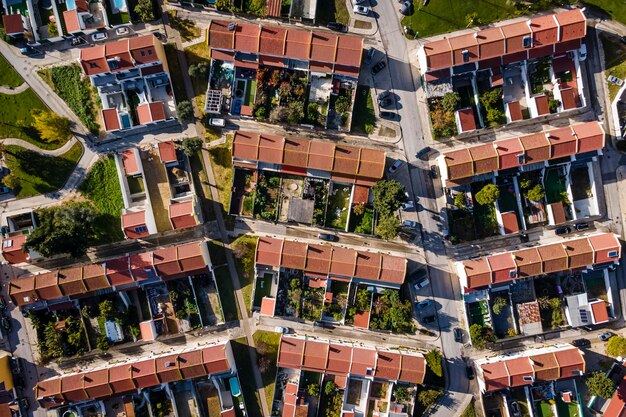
<box><xmin>371</xmin><ymin>61</ymin><xmax>386</xmax><ymax>75</ymax></box>
<box><xmin>20</xmin><ymin>46</ymin><xmax>39</xmax><ymax>56</ymax></box>
<box><xmin>466</xmin><ymin>366</ymin><xmax>475</xmax><ymax>379</ymax></box>
<box><xmin>380</xmin><ymin>111</ymin><xmax>398</xmax><ymax>121</ymax></box>
<box><xmin>1</xmin><ymin>316</ymin><xmax>11</xmax><ymax>332</ymax></box>
<box><xmin>575</xmin><ymin>222</ymin><xmax>590</xmax><ymax>231</ymax></box>
<box><xmin>378</xmin><ymin>97</ymin><xmax>393</xmax><ymax>108</ymax></box>
<box><xmin>400</xmin><ymin>1</ymin><xmax>412</xmax><ymax>15</ymax></box>
<box><xmin>571</xmin><ymin>338</ymin><xmax>591</xmax><ymax>348</ymax></box>
<box><xmin>422</xmin><ymin>315</ymin><xmax>436</xmax><ymax>324</ymax></box>
<box><xmin>318</xmin><ymin>233</ymin><xmax>339</xmax><ymax>242</ymax></box>
<box><xmin>430</xmin><ymin>165</ymin><xmax>439</xmax><ymax>179</ymax></box>
<box><xmin>327</xmin><ymin>22</ymin><xmax>347</xmax><ymax>32</ymax></box>
<box><xmin>555</xmin><ymin>226</ymin><xmax>571</xmax><ymax>235</ymax></box>
<box><xmin>416</xmin><ymin>146</ymin><xmax>432</xmax><ymax>159</ymax></box>
<box><xmin>378</xmin><ymin>90</ymin><xmax>391</xmax><ymax>101</ymax></box>
<box><xmin>454</xmin><ymin>327</ymin><xmax>463</xmax><ymax>343</ymax></box>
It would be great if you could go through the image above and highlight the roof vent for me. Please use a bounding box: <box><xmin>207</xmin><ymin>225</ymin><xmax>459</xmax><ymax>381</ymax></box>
<box><xmin>164</xmin><ymin>361</ymin><xmax>173</xmax><ymax>367</ymax></box>
<box><xmin>228</xmin><ymin>22</ymin><xmax>235</xmax><ymax>31</ymax></box>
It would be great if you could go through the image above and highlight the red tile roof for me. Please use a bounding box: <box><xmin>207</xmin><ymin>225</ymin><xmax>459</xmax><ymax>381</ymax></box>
<box><xmin>264</xmin><ymin>0</ymin><xmax>281</xmax><ymax>17</ymax></box>
<box><xmin>255</xmin><ymin>238</ymin><xmax>406</xmax><ymax>285</ymax></box>
<box><xmin>136</xmin><ymin>102</ymin><xmax>166</xmax><ymax>125</ymax></box>
<box><xmin>122</xmin><ymin>149</ymin><xmax>140</xmax><ymax>175</ymax></box>
<box><xmin>529</xmin><ymin>14</ymin><xmax>558</xmax><ymax>46</ymax></box>
<box><xmin>590</xmin><ymin>300</ymin><xmax>609</xmax><ymax>324</ymax></box>
<box><xmin>588</xmin><ymin>233</ymin><xmax>621</xmax><ymax>264</ymax></box>
<box><xmin>507</xmin><ymin>101</ymin><xmax>523</xmax><ymax>122</ymax></box>
<box><xmin>80</xmin><ymin>45</ymin><xmax>108</xmax><ymax>76</ymax></box>
<box><xmin>2</xmin><ymin>14</ymin><xmax>23</xmax><ymax>35</ymax></box>
<box><xmin>102</xmin><ymin>109</ymin><xmax>121</xmax><ymax>132</ymax></box>
<box><xmin>555</xmin><ymin>9</ymin><xmax>586</xmax><ymax>42</ymax></box>
<box><xmin>535</xmin><ymin>95</ymin><xmax>550</xmax><ymax>116</ymax></box>
<box><xmin>260</xmin><ymin>297</ymin><xmax>276</xmax><ymax>316</ymax></box>
<box><xmin>122</xmin><ymin>211</ymin><xmax>148</xmax><ymax>240</ymax></box>
<box><xmin>169</xmin><ymin>201</ymin><xmax>197</xmax><ymax>229</ymax></box>
<box><xmin>456</xmin><ymin>108</ymin><xmax>477</xmax><ymax>133</ymax></box>
<box><xmin>158</xmin><ymin>141</ymin><xmax>177</xmax><ymax>163</ymax></box>
<box><xmin>501</xmin><ymin>212</ymin><xmax>520</xmax><ymax>235</ymax></box>
<box><xmin>353</xmin><ymin>311</ymin><xmax>370</xmax><ymax>329</ymax></box>
<box><xmin>604</xmin><ymin>376</ymin><xmax>626</xmax><ymax>417</ymax></box>
<box><xmin>63</xmin><ymin>10</ymin><xmax>81</xmax><ymax>33</ymax></box>
<box><xmin>80</xmin><ymin>35</ymin><xmax>160</xmax><ymax>76</ymax></box>
<box><xmin>1</xmin><ymin>234</ymin><xmax>28</xmax><ymax>264</ymax></box>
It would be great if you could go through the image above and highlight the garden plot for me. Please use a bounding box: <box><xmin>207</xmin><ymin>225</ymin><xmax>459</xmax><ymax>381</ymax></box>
<box><xmin>528</xmin><ymin>57</ymin><xmax>553</xmax><ymax>96</ymax></box>
<box><xmin>470</xmin><ymin>181</ymin><xmax>499</xmax><ymax>239</ymax></box>
<box><xmin>489</xmin><ymin>291</ymin><xmax>515</xmax><ymax>338</ymax></box>
<box><xmin>325</xmin><ymin>182</ymin><xmax>352</xmax><ymax>230</ymax></box>
<box><xmin>322</xmin><ymin>281</ymin><xmax>349</xmax><ymax>322</ymax></box>
<box><xmin>348</xmin><ymin>204</ymin><xmax>374</xmax><ymax>235</ymax></box>
<box><xmin>253</xmin><ymin>272</ymin><xmax>274</xmax><ymax>310</ymax></box>
<box><xmin>570</xmin><ymin>164</ymin><xmax>597</xmax><ymax>218</ymax></box>
<box><xmin>345</xmin><ymin>285</ymin><xmax>372</xmax><ymax>326</ymax></box>
<box><xmin>304</xmin><ymin>178</ymin><xmax>329</xmax><ymax>226</ymax></box>
<box><xmin>278</xmin><ymin>176</ymin><xmax>306</xmax><ymax>223</ymax></box>
<box><xmin>307</xmin><ymin>74</ymin><xmax>331</xmax><ymax>127</ymax></box>
<box><xmin>254</xmin><ymin>67</ymin><xmax>309</xmax><ymax>124</ymax></box>
<box><xmin>519</xmin><ymin>171</ymin><xmax>547</xmax><ymax>226</ymax></box>
<box><xmin>254</xmin><ymin>172</ymin><xmax>281</xmax><ymax>221</ymax></box>
<box><xmin>191</xmin><ymin>274</ymin><xmax>224</xmax><ymax>326</ymax></box>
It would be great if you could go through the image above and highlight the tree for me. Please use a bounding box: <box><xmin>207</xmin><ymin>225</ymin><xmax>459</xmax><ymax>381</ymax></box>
<box><xmin>492</xmin><ymin>297</ymin><xmax>507</xmax><ymax>315</ymax></box>
<box><xmin>32</xmin><ymin>109</ymin><xmax>71</xmax><ymax>143</ymax></box>
<box><xmin>2</xmin><ymin>174</ymin><xmax>20</xmax><ymax>191</ymax></box>
<box><xmin>99</xmin><ymin>300</ymin><xmax>114</xmax><ymax>319</ymax></box>
<box><xmin>48</xmin><ymin>21</ymin><xmax>59</xmax><ymax>37</ymax></box>
<box><xmin>181</xmin><ymin>137</ymin><xmax>202</xmax><ymax>157</ymax></box>
<box><xmin>307</xmin><ymin>383</ymin><xmax>319</xmax><ymax>397</ymax></box>
<box><xmin>188</xmin><ymin>62</ymin><xmax>210</xmax><ymax>80</ymax></box>
<box><xmin>287</xmin><ymin>101</ymin><xmax>304</xmax><ymax>124</ymax></box>
<box><xmin>486</xmin><ymin>108</ymin><xmax>505</xmax><ymax>125</ymax></box>
<box><xmin>97</xmin><ymin>334</ymin><xmax>111</xmax><ymax>351</ymax></box>
<box><xmin>394</xmin><ymin>386</ymin><xmax>410</xmax><ymax>403</ymax></box>
<box><xmin>372</xmin><ymin>180</ymin><xmax>407</xmax><ymax>215</ymax></box>
<box><xmin>469</xmin><ymin>323</ymin><xmax>495</xmax><ymax>350</ymax></box>
<box><xmin>454</xmin><ymin>192</ymin><xmax>465</xmax><ymax>208</ymax></box>
<box><xmin>586</xmin><ymin>371</ymin><xmax>615</xmax><ymax>399</ymax></box>
<box><xmin>324</xmin><ymin>381</ymin><xmax>337</xmax><ymax>395</ymax></box>
<box><xmin>24</xmin><ymin>203</ymin><xmax>96</xmax><ymax>258</ymax></box>
<box><xmin>526</xmin><ymin>184</ymin><xmax>545</xmax><ymax>202</ymax></box>
<box><xmin>607</xmin><ymin>335</ymin><xmax>626</xmax><ymax>357</ymax></box>
<box><xmin>474</xmin><ymin>183</ymin><xmax>500</xmax><ymax>206</ymax></box>
<box><xmin>418</xmin><ymin>389</ymin><xmax>442</xmax><ymax>410</ymax></box>
<box><xmin>177</xmin><ymin>101</ymin><xmax>194</xmax><ymax>121</ymax></box>
<box><xmin>441</xmin><ymin>92</ymin><xmax>460</xmax><ymax>113</ymax></box>
<box><xmin>215</xmin><ymin>0</ymin><xmax>231</xmax><ymax>10</ymax></box>
<box><xmin>479</xmin><ymin>88</ymin><xmax>502</xmax><ymax>109</ymax></box>
<box><xmin>425</xmin><ymin>349</ymin><xmax>443</xmax><ymax>377</ymax></box>
<box><xmin>134</xmin><ymin>0</ymin><xmax>155</xmax><ymax>22</ymax></box>
<box><xmin>548</xmin><ymin>99</ymin><xmax>561</xmax><ymax>113</ymax></box>
<box><xmin>375</xmin><ymin>214</ymin><xmax>400</xmax><ymax>240</ymax></box>
<box><xmin>44</xmin><ymin>322</ymin><xmax>63</xmax><ymax>358</ymax></box>
<box><xmin>465</xmin><ymin>12</ymin><xmax>481</xmax><ymax>27</ymax></box>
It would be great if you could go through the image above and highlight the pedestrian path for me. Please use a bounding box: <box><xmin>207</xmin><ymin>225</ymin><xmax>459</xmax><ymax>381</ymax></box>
<box><xmin>0</xmin><ymin>137</ymin><xmax>78</xmax><ymax>157</ymax></box>
<box><xmin>0</xmin><ymin>83</ymin><xmax>27</xmax><ymax>95</ymax></box>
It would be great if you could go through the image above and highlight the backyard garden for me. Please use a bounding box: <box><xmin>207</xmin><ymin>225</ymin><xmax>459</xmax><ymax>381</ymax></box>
<box><xmin>322</xmin><ymin>280</ymin><xmax>348</xmax><ymax>322</ymax></box>
<box><xmin>28</xmin><ymin>307</ymin><xmax>90</xmax><ymax>362</ymax></box>
<box><xmin>351</xmin><ymin>85</ymin><xmax>376</xmax><ymax>135</ymax></box>
<box><xmin>534</xmin><ymin>277</ymin><xmax>565</xmax><ymax>331</ymax></box>
<box><xmin>428</xmin><ymin>93</ymin><xmax>459</xmax><ymax>140</ymax></box>
<box><xmin>348</xmin><ymin>203</ymin><xmax>374</xmax><ymax>235</ymax></box>
<box><xmin>324</xmin><ymin>183</ymin><xmax>352</xmax><ymax>230</ymax></box>
<box><xmin>253</xmin><ymin>67</ymin><xmax>308</xmax><ymax>125</ymax></box>
<box><xmin>231</xmin><ymin>234</ymin><xmax>259</xmax><ymax>314</ymax></box>
<box><xmin>369</xmin><ymin>289</ymin><xmax>415</xmax><ymax>333</ymax></box>
<box><xmin>345</xmin><ymin>285</ymin><xmax>372</xmax><ymax>326</ymax></box>
<box><xmin>470</xmin><ymin>181</ymin><xmax>499</xmax><ymax>239</ymax></box>
<box><xmin>167</xmin><ymin>279</ymin><xmax>202</xmax><ymax>329</ymax></box>
<box><xmin>253</xmin><ymin>172</ymin><xmax>281</xmax><ymax>221</ymax></box>
<box><xmin>490</xmin><ymin>293</ymin><xmax>516</xmax><ymax>338</ymax></box>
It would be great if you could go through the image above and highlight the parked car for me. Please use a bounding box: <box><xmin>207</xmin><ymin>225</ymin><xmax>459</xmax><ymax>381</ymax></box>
<box><xmin>318</xmin><ymin>233</ymin><xmax>339</xmax><ymax>242</ymax></box>
<box><xmin>578</xmin><ymin>43</ymin><xmax>587</xmax><ymax>61</ymax></box>
<box><xmin>380</xmin><ymin>111</ymin><xmax>398</xmax><ymax>120</ymax></box>
<box><xmin>555</xmin><ymin>226</ymin><xmax>571</xmax><ymax>235</ymax></box>
<box><xmin>378</xmin><ymin>90</ymin><xmax>391</xmax><ymax>101</ymax></box>
<box><xmin>378</xmin><ymin>97</ymin><xmax>393</xmax><ymax>108</ymax></box>
<box><xmin>20</xmin><ymin>46</ymin><xmax>39</xmax><ymax>55</ymax></box>
<box><xmin>365</xmin><ymin>48</ymin><xmax>375</xmax><ymax>64</ymax></box>
<box><xmin>510</xmin><ymin>401</ymin><xmax>521</xmax><ymax>417</ymax></box>
<box><xmin>410</xmin><ymin>268</ymin><xmax>428</xmax><ymax>282</ymax></box>
<box><xmin>416</xmin><ymin>146</ymin><xmax>432</xmax><ymax>159</ymax></box>
<box><xmin>152</xmin><ymin>31</ymin><xmax>165</xmax><ymax>40</ymax></box>
<box><xmin>115</xmin><ymin>26</ymin><xmax>130</xmax><ymax>36</ymax></box>
<box><xmin>416</xmin><ymin>299</ymin><xmax>433</xmax><ymax>310</ymax></box>
<box><xmin>401</xmin><ymin>198</ymin><xmax>414</xmax><ymax>210</ymax></box>
<box><xmin>371</xmin><ymin>60</ymin><xmax>386</xmax><ymax>75</ymax></box>
<box><xmin>598</xmin><ymin>331</ymin><xmax>614</xmax><ymax>342</ymax></box>
<box><xmin>388</xmin><ymin>159</ymin><xmax>403</xmax><ymax>174</ymax></box>
<box><xmin>430</xmin><ymin>165</ymin><xmax>439</xmax><ymax>179</ymax></box>
<box><xmin>209</xmin><ymin>118</ymin><xmax>226</xmax><ymax>127</ymax></box>
<box><xmin>403</xmin><ymin>220</ymin><xmax>418</xmax><ymax>228</ymax></box>
<box><xmin>91</xmin><ymin>31</ymin><xmax>108</xmax><ymax>42</ymax></box>
<box><xmin>353</xmin><ymin>5</ymin><xmax>369</xmax><ymax>15</ymax></box>
<box><xmin>274</xmin><ymin>326</ymin><xmax>289</xmax><ymax>334</ymax></box>
<box><xmin>575</xmin><ymin>222</ymin><xmax>590</xmax><ymax>231</ymax></box>
<box><xmin>413</xmin><ymin>277</ymin><xmax>430</xmax><ymax>290</ymax></box>
<box><xmin>466</xmin><ymin>365</ymin><xmax>475</xmax><ymax>380</ymax></box>
<box><xmin>422</xmin><ymin>315</ymin><xmax>435</xmax><ymax>324</ymax></box>
<box><xmin>454</xmin><ymin>328</ymin><xmax>463</xmax><ymax>343</ymax></box>
<box><xmin>571</xmin><ymin>338</ymin><xmax>591</xmax><ymax>348</ymax></box>
<box><xmin>326</xmin><ymin>22</ymin><xmax>347</xmax><ymax>32</ymax></box>
<box><xmin>399</xmin><ymin>1</ymin><xmax>412</xmax><ymax>15</ymax></box>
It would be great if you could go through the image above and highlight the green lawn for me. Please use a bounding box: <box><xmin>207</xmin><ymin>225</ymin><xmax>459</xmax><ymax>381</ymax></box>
<box><xmin>167</xmin><ymin>10</ymin><xmax>200</xmax><ymax>42</ymax></box>
<box><xmin>402</xmin><ymin>0</ymin><xmax>578</xmax><ymax>38</ymax></box>
<box><xmin>252</xmin><ymin>331</ymin><xmax>281</xmax><ymax>411</ymax></box>
<box><xmin>316</xmin><ymin>0</ymin><xmax>349</xmax><ymax>25</ymax></box>
<box><xmin>231</xmin><ymin>235</ymin><xmax>259</xmax><ymax>315</ymax></box>
<box><xmin>253</xmin><ymin>273</ymin><xmax>273</xmax><ymax>308</ymax></box>
<box><xmin>556</xmin><ymin>399</ymin><xmax>579</xmax><ymax>417</ymax></box>
<box><xmin>325</xmin><ymin>183</ymin><xmax>351</xmax><ymax>230</ymax></box>
<box><xmin>583</xmin><ymin>0</ymin><xmax>626</xmax><ymax>26</ymax></box>
<box><xmin>0</xmin><ymin>54</ymin><xmax>23</xmax><ymax>88</ymax></box>
<box><xmin>231</xmin><ymin>338</ymin><xmax>264</xmax><ymax>417</ymax></box>
<box><xmin>537</xmin><ymin>401</ymin><xmax>554</xmax><ymax>417</ymax></box>
<box><xmin>207</xmin><ymin>241</ymin><xmax>239</xmax><ymax>321</ymax></box>
<box><xmin>5</xmin><ymin>142</ymin><xmax>83</xmax><ymax>198</ymax></box>
<box><xmin>600</xmin><ymin>32</ymin><xmax>626</xmax><ymax>101</ymax></box>
<box><xmin>79</xmin><ymin>156</ymin><xmax>125</xmax><ymax>244</ymax></box>
<box><xmin>207</xmin><ymin>138</ymin><xmax>233</xmax><ymax>213</ymax></box>
<box><xmin>351</xmin><ymin>85</ymin><xmax>375</xmax><ymax>135</ymax></box>
<box><xmin>185</xmin><ymin>40</ymin><xmax>210</xmax><ymax>115</ymax></box>
<box><xmin>189</xmin><ymin>150</ymin><xmax>216</xmax><ymax>221</ymax></box>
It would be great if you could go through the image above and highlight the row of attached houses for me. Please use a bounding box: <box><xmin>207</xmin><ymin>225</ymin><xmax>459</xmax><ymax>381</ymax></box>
<box><xmin>79</xmin><ymin>35</ymin><xmax>177</xmax><ymax>133</ymax></box>
<box><xmin>34</xmin><ymin>341</ymin><xmax>233</xmax><ymax>408</ymax></box>
<box><xmin>8</xmin><ymin>240</ymin><xmax>210</xmax><ymax>307</ymax></box>
<box><xmin>437</xmin><ymin>121</ymin><xmax>604</xmax><ymax>188</ymax></box>
<box><xmin>457</xmin><ymin>232</ymin><xmax>620</xmax><ymax>291</ymax></box>
<box><xmin>417</xmin><ymin>9</ymin><xmax>586</xmax><ymax>74</ymax></box>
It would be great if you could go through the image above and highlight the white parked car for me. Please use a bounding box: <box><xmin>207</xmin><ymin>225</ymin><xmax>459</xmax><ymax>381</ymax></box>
<box><xmin>91</xmin><ymin>32</ymin><xmax>108</xmax><ymax>42</ymax></box>
<box><xmin>578</xmin><ymin>43</ymin><xmax>587</xmax><ymax>61</ymax></box>
<box><xmin>115</xmin><ymin>26</ymin><xmax>130</xmax><ymax>36</ymax></box>
<box><xmin>353</xmin><ymin>5</ymin><xmax>369</xmax><ymax>15</ymax></box>
<box><xmin>275</xmin><ymin>326</ymin><xmax>289</xmax><ymax>334</ymax></box>
<box><xmin>209</xmin><ymin>118</ymin><xmax>226</xmax><ymax>127</ymax></box>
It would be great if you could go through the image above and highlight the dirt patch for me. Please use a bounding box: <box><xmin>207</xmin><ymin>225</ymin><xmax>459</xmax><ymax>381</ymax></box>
<box><xmin>378</xmin><ymin>125</ymin><xmax>397</xmax><ymax>138</ymax></box>
<box><xmin>354</xmin><ymin>20</ymin><xmax>372</xmax><ymax>29</ymax></box>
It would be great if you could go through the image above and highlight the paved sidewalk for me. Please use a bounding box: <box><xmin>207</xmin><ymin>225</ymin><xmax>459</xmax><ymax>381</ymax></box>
<box><xmin>0</xmin><ymin>82</ymin><xmax>28</xmax><ymax>95</ymax></box>
<box><xmin>0</xmin><ymin>137</ymin><xmax>78</xmax><ymax>157</ymax></box>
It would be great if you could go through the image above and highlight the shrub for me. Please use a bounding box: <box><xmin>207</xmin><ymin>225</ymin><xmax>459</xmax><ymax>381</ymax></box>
<box><xmin>469</xmin><ymin>323</ymin><xmax>495</xmax><ymax>350</ymax></box>
<box><xmin>375</xmin><ymin>214</ymin><xmax>400</xmax><ymax>240</ymax></box>
<box><xmin>49</xmin><ymin>65</ymin><xmax>100</xmax><ymax>133</ymax></box>
<box><xmin>474</xmin><ymin>183</ymin><xmax>500</xmax><ymax>205</ymax></box>
<box><xmin>307</xmin><ymin>383</ymin><xmax>319</xmax><ymax>397</ymax></box>
<box><xmin>324</xmin><ymin>381</ymin><xmax>337</xmax><ymax>395</ymax></box>
<box><xmin>215</xmin><ymin>0</ymin><xmax>231</xmax><ymax>10</ymax></box>
<box><xmin>287</xmin><ymin>101</ymin><xmax>304</xmax><ymax>124</ymax></box>
<box><xmin>586</xmin><ymin>372</ymin><xmax>615</xmax><ymax>399</ymax></box>
<box><xmin>425</xmin><ymin>349</ymin><xmax>443</xmax><ymax>377</ymax></box>
<box><xmin>607</xmin><ymin>335</ymin><xmax>626</xmax><ymax>357</ymax></box>
<box><xmin>454</xmin><ymin>192</ymin><xmax>465</xmax><ymax>208</ymax></box>
<box><xmin>134</xmin><ymin>0</ymin><xmax>155</xmax><ymax>21</ymax></box>
<box><xmin>181</xmin><ymin>137</ymin><xmax>202</xmax><ymax>157</ymax></box>
<box><xmin>526</xmin><ymin>184</ymin><xmax>545</xmax><ymax>202</ymax></box>
<box><xmin>97</xmin><ymin>334</ymin><xmax>111</xmax><ymax>351</ymax></box>
<box><xmin>492</xmin><ymin>297</ymin><xmax>507</xmax><ymax>315</ymax></box>
<box><xmin>441</xmin><ymin>92</ymin><xmax>460</xmax><ymax>112</ymax></box>
<box><xmin>548</xmin><ymin>99</ymin><xmax>561</xmax><ymax>113</ymax></box>
<box><xmin>418</xmin><ymin>389</ymin><xmax>442</xmax><ymax>410</ymax></box>
<box><xmin>177</xmin><ymin>100</ymin><xmax>194</xmax><ymax>121</ymax></box>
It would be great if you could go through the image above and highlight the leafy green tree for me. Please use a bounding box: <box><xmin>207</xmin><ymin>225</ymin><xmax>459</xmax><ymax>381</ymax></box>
<box><xmin>287</xmin><ymin>101</ymin><xmax>304</xmax><ymax>124</ymax></box>
<box><xmin>394</xmin><ymin>386</ymin><xmax>410</xmax><ymax>403</ymax></box>
<box><xmin>32</xmin><ymin>109</ymin><xmax>71</xmax><ymax>143</ymax></box>
<box><xmin>586</xmin><ymin>371</ymin><xmax>615</xmax><ymax>399</ymax></box>
<box><xmin>134</xmin><ymin>0</ymin><xmax>155</xmax><ymax>21</ymax></box>
<box><xmin>375</xmin><ymin>214</ymin><xmax>400</xmax><ymax>240</ymax></box>
<box><xmin>188</xmin><ymin>62</ymin><xmax>210</xmax><ymax>79</ymax></box>
<box><xmin>492</xmin><ymin>297</ymin><xmax>507</xmax><ymax>315</ymax></box>
<box><xmin>418</xmin><ymin>389</ymin><xmax>442</xmax><ymax>410</ymax></box>
<box><xmin>548</xmin><ymin>99</ymin><xmax>561</xmax><ymax>113</ymax></box>
<box><xmin>48</xmin><ymin>21</ymin><xmax>59</xmax><ymax>37</ymax></box>
<box><xmin>479</xmin><ymin>88</ymin><xmax>502</xmax><ymax>109</ymax></box>
<box><xmin>454</xmin><ymin>192</ymin><xmax>465</xmax><ymax>208</ymax></box>
<box><xmin>425</xmin><ymin>349</ymin><xmax>443</xmax><ymax>377</ymax></box>
<box><xmin>526</xmin><ymin>184</ymin><xmax>545</xmax><ymax>202</ymax></box>
<box><xmin>324</xmin><ymin>381</ymin><xmax>337</xmax><ymax>395</ymax></box>
<box><xmin>373</xmin><ymin>180</ymin><xmax>407</xmax><ymax>215</ymax></box>
<box><xmin>177</xmin><ymin>101</ymin><xmax>194</xmax><ymax>121</ymax></box>
<box><xmin>44</xmin><ymin>322</ymin><xmax>63</xmax><ymax>358</ymax></box>
<box><xmin>441</xmin><ymin>92</ymin><xmax>460</xmax><ymax>113</ymax></box>
<box><xmin>99</xmin><ymin>300</ymin><xmax>114</xmax><ymax>319</ymax></box>
<box><xmin>607</xmin><ymin>336</ymin><xmax>626</xmax><ymax>357</ymax></box>
<box><xmin>215</xmin><ymin>0</ymin><xmax>231</xmax><ymax>10</ymax></box>
<box><xmin>2</xmin><ymin>174</ymin><xmax>20</xmax><ymax>191</ymax></box>
<box><xmin>474</xmin><ymin>183</ymin><xmax>500</xmax><ymax>206</ymax></box>
<box><xmin>25</xmin><ymin>203</ymin><xmax>97</xmax><ymax>257</ymax></box>
<box><xmin>181</xmin><ymin>137</ymin><xmax>202</xmax><ymax>157</ymax></box>
<box><xmin>307</xmin><ymin>383</ymin><xmax>319</xmax><ymax>397</ymax></box>
<box><xmin>97</xmin><ymin>334</ymin><xmax>111</xmax><ymax>351</ymax></box>
<box><xmin>469</xmin><ymin>323</ymin><xmax>495</xmax><ymax>350</ymax></box>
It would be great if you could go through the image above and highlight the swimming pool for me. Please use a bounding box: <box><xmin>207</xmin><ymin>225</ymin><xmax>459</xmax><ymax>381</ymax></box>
<box><xmin>112</xmin><ymin>0</ymin><xmax>127</xmax><ymax>12</ymax></box>
<box><xmin>229</xmin><ymin>377</ymin><xmax>241</xmax><ymax>397</ymax></box>
<box><xmin>120</xmin><ymin>113</ymin><xmax>131</xmax><ymax>129</ymax></box>
<box><xmin>65</xmin><ymin>0</ymin><xmax>76</xmax><ymax>10</ymax></box>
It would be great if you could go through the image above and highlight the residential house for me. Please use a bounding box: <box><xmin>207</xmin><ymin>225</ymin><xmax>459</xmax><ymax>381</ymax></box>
<box><xmin>1</xmin><ymin>0</ymin><xmax>64</xmax><ymax>43</ymax></box>
<box><xmin>603</xmin><ymin>373</ymin><xmax>626</xmax><ymax>417</ymax></box>
<box><xmin>62</xmin><ymin>0</ymin><xmax>108</xmax><ymax>36</ymax></box>
<box><xmin>79</xmin><ymin>35</ymin><xmax>176</xmax><ymax>133</ymax></box>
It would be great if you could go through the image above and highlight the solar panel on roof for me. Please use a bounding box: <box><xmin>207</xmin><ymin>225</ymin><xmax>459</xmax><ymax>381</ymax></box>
<box><xmin>579</xmin><ymin>309</ymin><xmax>588</xmax><ymax>323</ymax></box>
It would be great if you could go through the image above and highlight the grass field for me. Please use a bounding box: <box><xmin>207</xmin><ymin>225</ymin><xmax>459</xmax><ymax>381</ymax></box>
<box><xmin>185</xmin><ymin>40</ymin><xmax>210</xmax><ymax>115</ymax></box>
<box><xmin>189</xmin><ymin>150</ymin><xmax>216</xmax><ymax>221</ymax></box>
<box><xmin>231</xmin><ymin>235</ymin><xmax>259</xmax><ymax>315</ymax></box>
<box><xmin>79</xmin><ymin>156</ymin><xmax>125</xmax><ymax>244</ymax></box>
<box><xmin>207</xmin><ymin>137</ymin><xmax>233</xmax><ymax>213</ymax></box>
<box><xmin>167</xmin><ymin>10</ymin><xmax>200</xmax><ymax>42</ymax></box>
<box><xmin>252</xmin><ymin>331</ymin><xmax>280</xmax><ymax>411</ymax></box>
<box><xmin>0</xmin><ymin>54</ymin><xmax>23</xmax><ymax>88</ymax></box>
<box><xmin>600</xmin><ymin>32</ymin><xmax>626</xmax><ymax>101</ymax></box>
<box><xmin>351</xmin><ymin>86</ymin><xmax>375</xmax><ymax>134</ymax></box>
<box><xmin>207</xmin><ymin>241</ymin><xmax>239</xmax><ymax>321</ymax></box>
<box><xmin>231</xmin><ymin>338</ymin><xmax>264</xmax><ymax>417</ymax></box>
<box><xmin>5</xmin><ymin>142</ymin><xmax>83</xmax><ymax>198</ymax></box>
